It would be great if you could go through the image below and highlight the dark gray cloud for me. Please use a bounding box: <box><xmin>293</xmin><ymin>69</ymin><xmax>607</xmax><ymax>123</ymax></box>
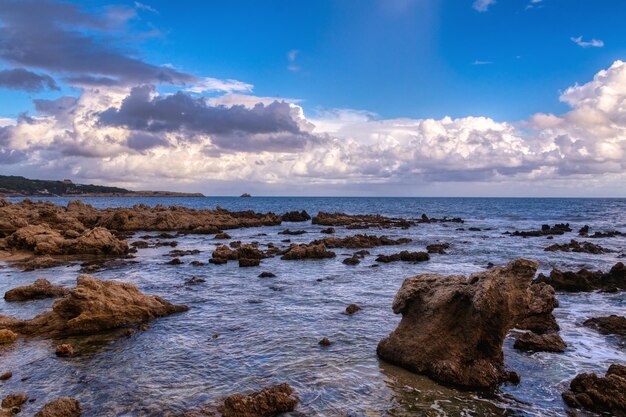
<box><xmin>34</xmin><ymin>96</ymin><xmax>78</xmax><ymax>116</ymax></box>
<box><xmin>98</xmin><ymin>85</ymin><xmax>314</xmax><ymax>152</ymax></box>
<box><xmin>0</xmin><ymin>68</ymin><xmax>59</xmax><ymax>92</ymax></box>
<box><xmin>0</xmin><ymin>0</ymin><xmax>196</xmax><ymax>87</ymax></box>
<box><xmin>126</xmin><ymin>131</ymin><xmax>170</xmax><ymax>151</ymax></box>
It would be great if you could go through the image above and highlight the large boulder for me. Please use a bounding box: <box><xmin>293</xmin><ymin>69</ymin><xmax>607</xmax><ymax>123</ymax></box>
<box><xmin>280</xmin><ymin>243</ymin><xmax>336</xmax><ymax>260</ymax></box>
<box><xmin>4</xmin><ymin>279</ymin><xmax>69</xmax><ymax>302</ymax></box>
<box><xmin>218</xmin><ymin>383</ymin><xmax>298</xmax><ymax>417</ymax></box>
<box><xmin>562</xmin><ymin>364</ymin><xmax>626</xmax><ymax>416</ymax></box>
<box><xmin>583</xmin><ymin>315</ymin><xmax>626</xmax><ymax>338</ymax></box>
<box><xmin>536</xmin><ymin>262</ymin><xmax>625</xmax><ymax>292</ymax></box>
<box><xmin>377</xmin><ymin>259</ymin><xmax>554</xmax><ymax>388</ymax></box>
<box><xmin>513</xmin><ymin>332</ymin><xmax>566</xmax><ymax>352</ymax></box>
<box><xmin>0</xmin><ymin>275</ymin><xmax>188</xmax><ymax>338</ymax></box>
<box><xmin>34</xmin><ymin>397</ymin><xmax>82</xmax><ymax>417</ymax></box>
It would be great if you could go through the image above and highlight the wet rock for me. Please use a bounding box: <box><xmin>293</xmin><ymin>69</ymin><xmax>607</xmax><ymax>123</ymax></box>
<box><xmin>239</xmin><ymin>258</ymin><xmax>260</xmax><ymax>267</ymax></box>
<box><xmin>280</xmin><ymin>243</ymin><xmax>336</xmax><ymax>260</ymax></box>
<box><xmin>0</xmin><ymin>329</ymin><xmax>17</xmax><ymax>345</ymax></box>
<box><xmin>131</xmin><ymin>240</ymin><xmax>149</xmax><ymax>248</ymax></box>
<box><xmin>544</xmin><ymin>240</ymin><xmax>612</xmax><ymax>254</ymax></box>
<box><xmin>319</xmin><ymin>337</ymin><xmax>332</xmax><ymax>346</ymax></box>
<box><xmin>513</xmin><ymin>332</ymin><xmax>566</xmax><ymax>352</ymax></box>
<box><xmin>155</xmin><ymin>241</ymin><xmax>178</xmax><ymax>248</ymax></box>
<box><xmin>377</xmin><ymin>259</ymin><xmax>552</xmax><ymax>389</ymax></box>
<box><xmin>578</xmin><ymin>225</ymin><xmax>589</xmax><ymax>236</ymax></box>
<box><xmin>320</xmin><ymin>227</ymin><xmax>335</xmax><ymax>234</ymax></box>
<box><xmin>345</xmin><ymin>304</ymin><xmax>361</xmax><ymax>315</ymax></box>
<box><xmin>354</xmin><ymin>250</ymin><xmax>370</xmax><ymax>257</ymax></box>
<box><xmin>314</xmin><ymin>234</ymin><xmax>412</xmax><ymax>249</ymax></box>
<box><xmin>375</xmin><ymin>251</ymin><xmax>429</xmax><ymax>263</ymax></box>
<box><xmin>209</xmin><ymin>258</ymin><xmax>228</xmax><ymax>265</ymax></box>
<box><xmin>0</xmin><ymin>372</ymin><xmax>11</xmax><ymax>381</ymax></box>
<box><xmin>0</xmin><ymin>275</ymin><xmax>188</xmax><ymax>338</ymax></box>
<box><xmin>214</xmin><ymin>232</ymin><xmax>231</xmax><ymax>239</ymax></box>
<box><xmin>562</xmin><ymin>365</ymin><xmax>626</xmax><ymax>416</ymax></box>
<box><xmin>55</xmin><ymin>343</ymin><xmax>74</xmax><ymax>357</ymax></box>
<box><xmin>218</xmin><ymin>383</ymin><xmax>298</xmax><ymax>417</ymax></box>
<box><xmin>34</xmin><ymin>397</ymin><xmax>82</xmax><ymax>417</ymax></box>
<box><xmin>342</xmin><ymin>256</ymin><xmax>360</xmax><ymax>265</ymax></box>
<box><xmin>20</xmin><ymin>255</ymin><xmax>64</xmax><ymax>271</ymax></box>
<box><xmin>583</xmin><ymin>315</ymin><xmax>626</xmax><ymax>337</ymax></box>
<box><xmin>4</xmin><ymin>279</ymin><xmax>69</xmax><ymax>302</ymax></box>
<box><xmin>167</xmin><ymin>249</ymin><xmax>201</xmax><ymax>257</ymax></box>
<box><xmin>418</xmin><ymin>214</ymin><xmax>464</xmax><ymax>224</ymax></box>
<box><xmin>578</xmin><ymin>225</ymin><xmax>624</xmax><ymax>238</ymax></box>
<box><xmin>190</xmin><ymin>261</ymin><xmax>205</xmax><ymax>267</ymax></box>
<box><xmin>535</xmin><ymin>262</ymin><xmax>625</xmax><ymax>292</ymax></box>
<box><xmin>278</xmin><ymin>229</ymin><xmax>307</xmax><ymax>235</ymax></box>
<box><xmin>507</xmin><ymin>223</ymin><xmax>572</xmax><ymax>237</ymax></box>
<box><xmin>516</xmin><ymin>283</ymin><xmax>560</xmax><ymax>334</ymax></box>
<box><xmin>426</xmin><ymin>243</ymin><xmax>450</xmax><ymax>254</ymax></box>
<box><xmin>468</xmin><ymin>227</ymin><xmax>481</xmax><ymax>232</ymax></box>
<box><xmin>1</xmin><ymin>393</ymin><xmax>27</xmax><ymax>412</ymax></box>
<box><xmin>281</xmin><ymin>210</ymin><xmax>311</xmax><ymax>222</ymax></box>
<box><xmin>312</xmin><ymin>212</ymin><xmax>415</xmax><ymax>229</ymax></box>
<box><xmin>167</xmin><ymin>258</ymin><xmax>183</xmax><ymax>265</ymax></box>
<box><xmin>212</xmin><ymin>245</ymin><xmax>238</xmax><ymax>262</ymax></box>
<box><xmin>229</xmin><ymin>241</ymin><xmax>242</xmax><ymax>248</ymax></box>
<box><xmin>258</xmin><ymin>272</ymin><xmax>276</xmax><ymax>278</ymax></box>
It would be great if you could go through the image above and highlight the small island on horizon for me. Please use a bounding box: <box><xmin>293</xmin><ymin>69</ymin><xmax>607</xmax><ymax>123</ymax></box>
<box><xmin>0</xmin><ymin>175</ymin><xmax>205</xmax><ymax>198</ymax></box>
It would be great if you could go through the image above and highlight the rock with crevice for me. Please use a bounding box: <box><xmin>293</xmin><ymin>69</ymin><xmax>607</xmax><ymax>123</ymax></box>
<box><xmin>535</xmin><ymin>262</ymin><xmax>625</xmax><ymax>292</ymax></box>
<box><xmin>281</xmin><ymin>210</ymin><xmax>311</xmax><ymax>222</ymax></box>
<box><xmin>583</xmin><ymin>315</ymin><xmax>626</xmax><ymax>338</ymax></box>
<box><xmin>34</xmin><ymin>397</ymin><xmax>82</xmax><ymax>417</ymax></box>
<box><xmin>312</xmin><ymin>212</ymin><xmax>415</xmax><ymax>229</ymax></box>
<box><xmin>513</xmin><ymin>331</ymin><xmax>566</xmax><ymax>352</ymax></box>
<box><xmin>4</xmin><ymin>279</ymin><xmax>69</xmax><ymax>302</ymax></box>
<box><xmin>377</xmin><ymin>259</ymin><xmax>556</xmax><ymax>388</ymax></box>
<box><xmin>0</xmin><ymin>275</ymin><xmax>188</xmax><ymax>338</ymax></box>
<box><xmin>562</xmin><ymin>364</ymin><xmax>626</xmax><ymax>416</ymax></box>
<box><xmin>281</xmin><ymin>243</ymin><xmax>336</xmax><ymax>260</ymax></box>
<box><xmin>314</xmin><ymin>234</ymin><xmax>411</xmax><ymax>249</ymax></box>
<box><xmin>544</xmin><ymin>239</ymin><xmax>612</xmax><ymax>254</ymax></box>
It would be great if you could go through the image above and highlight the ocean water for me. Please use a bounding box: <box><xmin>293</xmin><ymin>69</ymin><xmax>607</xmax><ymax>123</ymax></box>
<box><xmin>0</xmin><ymin>197</ymin><xmax>624</xmax><ymax>416</ymax></box>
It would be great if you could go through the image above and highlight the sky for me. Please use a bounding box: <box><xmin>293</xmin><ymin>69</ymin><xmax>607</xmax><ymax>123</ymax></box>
<box><xmin>0</xmin><ymin>0</ymin><xmax>625</xmax><ymax>197</ymax></box>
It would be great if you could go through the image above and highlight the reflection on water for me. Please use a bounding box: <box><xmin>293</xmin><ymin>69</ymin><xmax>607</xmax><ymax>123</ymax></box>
<box><xmin>0</xmin><ymin>197</ymin><xmax>624</xmax><ymax>416</ymax></box>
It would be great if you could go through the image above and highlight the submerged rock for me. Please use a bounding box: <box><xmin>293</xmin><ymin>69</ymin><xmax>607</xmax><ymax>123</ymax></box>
<box><xmin>280</xmin><ymin>243</ymin><xmax>336</xmax><ymax>260</ymax></box>
<box><xmin>214</xmin><ymin>232</ymin><xmax>231</xmax><ymax>240</ymax></box>
<box><xmin>535</xmin><ymin>262</ymin><xmax>625</xmax><ymax>292</ymax></box>
<box><xmin>342</xmin><ymin>256</ymin><xmax>360</xmax><ymax>265</ymax></box>
<box><xmin>544</xmin><ymin>239</ymin><xmax>612</xmax><ymax>254</ymax></box>
<box><xmin>377</xmin><ymin>259</ymin><xmax>554</xmax><ymax>389</ymax></box>
<box><xmin>513</xmin><ymin>332</ymin><xmax>566</xmax><ymax>352</ymax></box>
<box><xmin>583</xmin><ymin>315</ymin><xmax>626</xmax><ymax>337</ymax></box>
<box><xmin>562</xmin><ymin>364</ymin><xmax>626</xmax><ymax>416</ymax></box>
<box><xmin>0</xmin><ymin>275</ymin><xmax>188</xmax><ymax>338</ymax></box>
<box><xmin>4</xmin><ymin>279</ymin><xmax>69</xmax><ymax>302</ymax></box>
<box><xmin>278</xmin><ymin>229</ymin><xmax>307</xmax><ymax>235</ymax></box>
<box><xmin>319</xmin><ymin>227</ymin><xmax>335</xmax><ymax>234</ymax></box>
<box><xmin>318</xmin><ymin>337</ymin><xmax>332</xmax><ymax>346</ymax></box>
<box><xmin>34</xmin><ymin>397</ymin><xmax>82</xmax><ymax>417</ymax></box>
<box><xmin>375</xmin><ymin>251</ymin><xmax>429</xmax><ymax>263</ymax></box>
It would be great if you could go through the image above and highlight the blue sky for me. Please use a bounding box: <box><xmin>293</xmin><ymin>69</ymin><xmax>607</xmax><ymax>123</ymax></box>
<box><xmin>0</xmin><ymin>0</ymin><xmax>625</xmax><ymax>196</ymax></box>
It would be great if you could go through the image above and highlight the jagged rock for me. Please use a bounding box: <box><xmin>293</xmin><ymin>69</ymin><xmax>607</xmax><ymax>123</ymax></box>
<box><xmin>562</xmin><ymin>365</ymin><xmax>626</xmax><ymax>416</ymax></box>
<box><xmin>375</xmin><ymin>251</ymin><xmax>429</xmax><ymax>263</ymax></box>
<box><xmin>516</xmin><ymin>282</ymin><xmax>560</xmax><ymax>334</ymax></box>
<box><xmin>584</xmin><ymin>315</ymin><xmax>626</xmax><ymax>337</ymax></box>
<box><xmin>281</xmin><ymin>243</ymin><xmax>336</xmax><ymax>260</ymax></box>
<box><xmin>545</xmin><ymin>239</ymin><xmax>612</xmax><ymax>254</ymax></box>
<box><xmin>418</xmin><ymin>214</ymin><xmax>464</xmax><ymax>224</ymax></box>
<box><xmin>1</xmin><ymin>393</ymin><xmax>27</xmax><ymax>412</ymax></box>
<box><xmin>167</xmin><ymin>249</ymin><xmax>201</xmax><ymax>257</ymax></box>
<box><xmin>258</xmin><ymin>272</ymin><xmax>276</xmax><ymax>278</ymax></box>
<box><xmin>345</xmin><ymin>304</ymin><xmax>361</xmax><ymax>315</ymax></box>
<box><xmin>536</xmin><ymin>262</ymin><xmax>625</xmax><ymax>292</ymax></box>
<box><xmin>0</xmin><ymin>329</ymin><xmax>17</xmax><ymax>345</ymax></box>
<box><xmin>281</xmin><ymin>210</ymin><xmax>311</xmax><ymax>222</ymax></box>
<box><xmin>55</xmin><ymin>343</ymin><xmax>74</xmax><ymax>357</ymax></box>
<box><xmin>218</xmin><ymin>384</ymin><xmax>298</xmax><ymax>417</ymax></box>
<box><xmin>426</xmin><ymin>243</ymin><xmax>450</xmax><ymax>254</ymax></box>
<box><xmin>4</xmin><ymin>279</ymin><xmax>69</xmax><ymax>302</ymax></box>
<box><xmin>377</xmin><ymin>259</ymin><xmax>554</xmax><ymax>388</ymax></box>
<box><xmin>0</xmin><ymin>275</ymin><xmax>188</xmax><ymax>338</ymax></box>
<box><xmin>507</xmin><ymin>223</ymin><xmax>572</xmax><ymax>237</ymax></box>
<box><xmin>312</xmin><ymin>212</ymin><xmax>415</xmax><ymax>229</ymax></box>
<box><xmin>19</xmin><ymin>255</ymin><xmax>64</xmax><ymax>271</ymax></box>
<box><xmin>314</xmin><ymin>234</ymin><xmax>411</xmax><ymax>249</ymax></box>
<box><xmin>34</xmin><ymin>397</ymin><xmax>82</xmax><ymax>417</ymax></box>
<box><xmin>513</xmin><ymin>332</ymin><xmax>566</xmax><ymax>352</ymax></box>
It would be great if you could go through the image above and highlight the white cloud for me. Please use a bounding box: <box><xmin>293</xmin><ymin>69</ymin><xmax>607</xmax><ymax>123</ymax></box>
<box><xmin>473</xmin><ymin>0</ymin><xmax>496</xmax><ymax>12</ymax></box>
<box><xmin>571</xmin><ymin>36</ymin><xmax>604</xmax><ymax>48</ymax></box>
<box><xmin>472</xmin><ymin>60</ymin><xmax>493</xmax><ymax>65</ymax></box>
<box><xmin>134</xmin><ymin>1</ymin><xmax>158</xmax><ymax>13</ymax></box>
<box><xmin>287</xmin><ymin>49</ymin><xmax>301</xmax><ymax>72</ymax></box>
<box><xmin>186</xmin><ymin>77</ymin><xmax>254</xmax><ymax>94</ymax></box>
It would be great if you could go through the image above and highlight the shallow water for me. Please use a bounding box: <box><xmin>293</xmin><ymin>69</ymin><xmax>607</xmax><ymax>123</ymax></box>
<box><xmin>1</xmin><ymin>197</ymin><xmax>625</xmax><ymax>416</ymax></box>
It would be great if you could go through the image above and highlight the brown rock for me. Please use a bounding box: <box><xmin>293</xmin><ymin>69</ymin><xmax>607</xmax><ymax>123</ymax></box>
<box><xmin>5</xmin><ymin>279</ymin><xmax>69</xmax><ymax>302</ymax></box>
<box><xmin>545</xmin><ymin>239</ymin><xmax>612</xmax><ymax>254</ymax></box>
<box><xmin>562</xmin><ymin>365</ymin><xmax>626</xmax><ymax>416</ymax></box>
<box><xmin>320</xmin><ymin>227</ymin><xmax>335</xmax><ymax>234</ymax></box>
<box><xmin>315</xmin><ymin>234</ymin><xmax>411</xmax><ymax>249</ymax></box>
<box><xmin>281</xmin><ymin>243</ymin><xmax>336</xmax><ymax>260</ymax></box>
<box><xmin>375</xmin><ymin>251</ymin><xmax>429</xmax><ymax>263</ymax></box>
<box><xmin>583</xmin><ymin>315</ymin><xmax>626</xmax><ymax>337</ymax></box>
<box><xmin>377</xmin><ymin>259</ymin><xmax>552</xmax><ymax>388</ymax></box>
<box><xmin>214</xmin><ymin>233</ymin><xmax>231</xmax><ymax>239</ymax></box>
<box><xmin>278</xmin><ymin>229</ymin><xmax>307</xmax><ymax>235</ymax></box>
<box><xmin>1</xmin><ymin>275</ymin><xmax>188</xmax><ymax>338</ymax></box>
<box><xmin>281</xmin><ymin>210</ymin><xmax>311</xmax><ymax>222</ymax></box>
<box><xmin>536</xmin><ymin>262</ymin><xmax>625</xmax><ymax>292</ymax></box>
<box><xmin>167</xmin><ymin>258</ymin><xmax>183</xmax><ymax>265</ymax></box>
<box><xmin>2</xmin><ymin>393</ymin><xmax>27</xmax><ymax>411</ymax></box>
<box><xmin>55</xmin><ymin>343</ymin><xmax>74</xmax><ymax>357</ymax></box>
<box><xmin>34</xmin><ymin>397</ymin><xmax>82</xmax><ymax>417</ymax></box>
<box><xmin>0</xmin><ymin>329</ymin><xmax>17</xmax><ymax>345</ymax></box>
<box><xmin>516</xmin><ymin>282</ymin><xmax>560</xmax><ymax>334</ymax></box>
<box><xmin>342</xmin><ymin>256</ymin><xmax>360</xmax><ymax>265</ymax></box>
<box><xmin>258</xmin><ymin>272</ymin><xmax>276</xmax><ymax>278</ymax></box>
<box><xmin>239</xmin><ymin>258</ymin><xmax>260</xmax><ymax>267</ymax></box>
<box><xmin>20</xmin><ymin>255</ymin><xmax>64</xmax><ymax>271</ymax></box>
<box><xmin>218</xmin><ymin>383</ymin><xmax>298</xmax><ymax>417</ymax></box>
<box><xmin>318</xmin><ymin>337</ymin><xmax>332</xmax><ymax>346</ymax></box>
<box><xmin>513</xmin><ymin>332</ymin><xmax>567</xmax><ymax>352</ymax></box>
<box><xmin>426</xmin><ymin>243</ymin><xmax>450</xmax><ymax>254</ymax></box>
<box><xmin>0</xmin><ymin>372</ymin><xmax>12</xmax><ymax>381</ymax></box>
<box><xmin>345</xmin><ymin>304</ymin><xmax>361</xmax><ymax>315</ymax></box>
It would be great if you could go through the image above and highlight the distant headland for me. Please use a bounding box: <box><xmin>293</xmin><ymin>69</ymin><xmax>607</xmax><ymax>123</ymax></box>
<box><xmin>0</xmin><ymin>175</ymin><xmax>204</xmax><ymax>197</ymax></box>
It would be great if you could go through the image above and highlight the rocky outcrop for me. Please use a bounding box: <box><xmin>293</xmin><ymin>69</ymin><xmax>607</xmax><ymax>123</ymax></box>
<box><xmin>535</xmin><ymin>263</ymin><xmax>625</xmax><ymax>292</ymax></box>
<box><xmin>417</xmin><ymin>214</ymin><xmax>464</xmax><ymax>224</ymax></box>
<box><xmin>278</xmin><ymin>229</ymin><xmax>307</xmax><ymax>235</ymax></box>
<box><xmin>2</xmin><ymin>393</ymin><xmax>27</xmax><ymax>414</ymax></box>
<box><xmin>0</xmin><ymin>275</ymin><xmax>188</xmax><ymax>338</ymax></box>
<box><xmin>507</xmin><ymin>223</ymin><xmax>572</xmax><ymax>237</ymax></box>
<box><xmin>345</xmin><ymin>304</ymin><xmax>361</xmax><ymax>315</ymax></box>
<box><xmin>516</xmin><ymin>282</ymin><xmax>560</xmax><ymax>334</ymax></box>
<box><xmin>34</xmin><ymin>397</ymin><xmax>82</xmax><ymax>417</ymax></box>
<box><xmin>562</xmin><ymin>364</ymin><xmax>626</xmax><ymax>416</ymax></box>
<box><xmin>579</xmin><ymin>225</ymin><xmax>624</xmax><ymax>238</ymax></box>
<box><xmin>314</xmin><ymin>234</ymin><xmax>411</xmax><ymax>249</ymax></box>
<box><xmin>211</xmin><ymin>244</ymin><xmax>265</xmax><ymax>265</ymax></box>
<box><xmin>19</xmin><ymin>255</ymin><xmax>64</xmax><ymax>271</ymax></box>
<box><xmin>513</xmin><ymin>332</ymin><xmax>566</xmax><ymax>352</ymax></box>
<box><xmin>544</xmin><ymin>239</ymin><xmax>612</xmax><ymax>254</ymax></box>
<box><xmin>426</xmin><ymin>243</ymin><xmax>450</xmax><ymax>254</ymax></box>
<box><xmin>281</xmin><ymin>210</ymin><xmax>311</xmax><ymax>222</ymax></box>
<box><xmin>280</xmin><ymin>243</ymin><xmax>336</xmax><ymax>260</ymax></box>
<box><xmin>377</xmin><ymin>259</ymin><xmax>557</xmax><ymax>388</ymax></box>
<box><xmin>583</xmin><ymin>315</ymin><xmax>626</xmax><ymax>337</ymax></box>
<box><xmin>4</xmin><ymin>279</ymin><xmax>69</xmax><ymax>302</ymax></box>
<box><xmin>0</xmin><ymin>329</ymin><xmax>17</xmax><ymax>345</ymax></box>
<box><xmin>312</xmin><ymin>212</ymin><xmax>414</xmax><ymax>229</ymax></box>
<box><xmin>375</xmin><ymin>251</ymin><xmax>429</xmax><ymax>263</ymax></box>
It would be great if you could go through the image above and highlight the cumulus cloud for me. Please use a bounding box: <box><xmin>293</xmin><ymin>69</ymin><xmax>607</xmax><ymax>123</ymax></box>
<box><xmin>473</xmin><ymin>0</ymin><xmax>496</xmax><ymax>12</ymax></box>
<box><xmin>570</xmin><ymin>36</ymin><xmax>604</xmax><ymax>48</ymax></box>
<box><xmin>0</xmin><ymin>68</ymin><xmax>59</xmax><ymax>92</ymax></box>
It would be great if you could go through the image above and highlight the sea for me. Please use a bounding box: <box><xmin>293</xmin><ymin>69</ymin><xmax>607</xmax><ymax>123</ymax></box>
<box><xmin>1</xmin><ymin>197</ymin><xmax>624</xmax><ymax>416</ymax></box>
